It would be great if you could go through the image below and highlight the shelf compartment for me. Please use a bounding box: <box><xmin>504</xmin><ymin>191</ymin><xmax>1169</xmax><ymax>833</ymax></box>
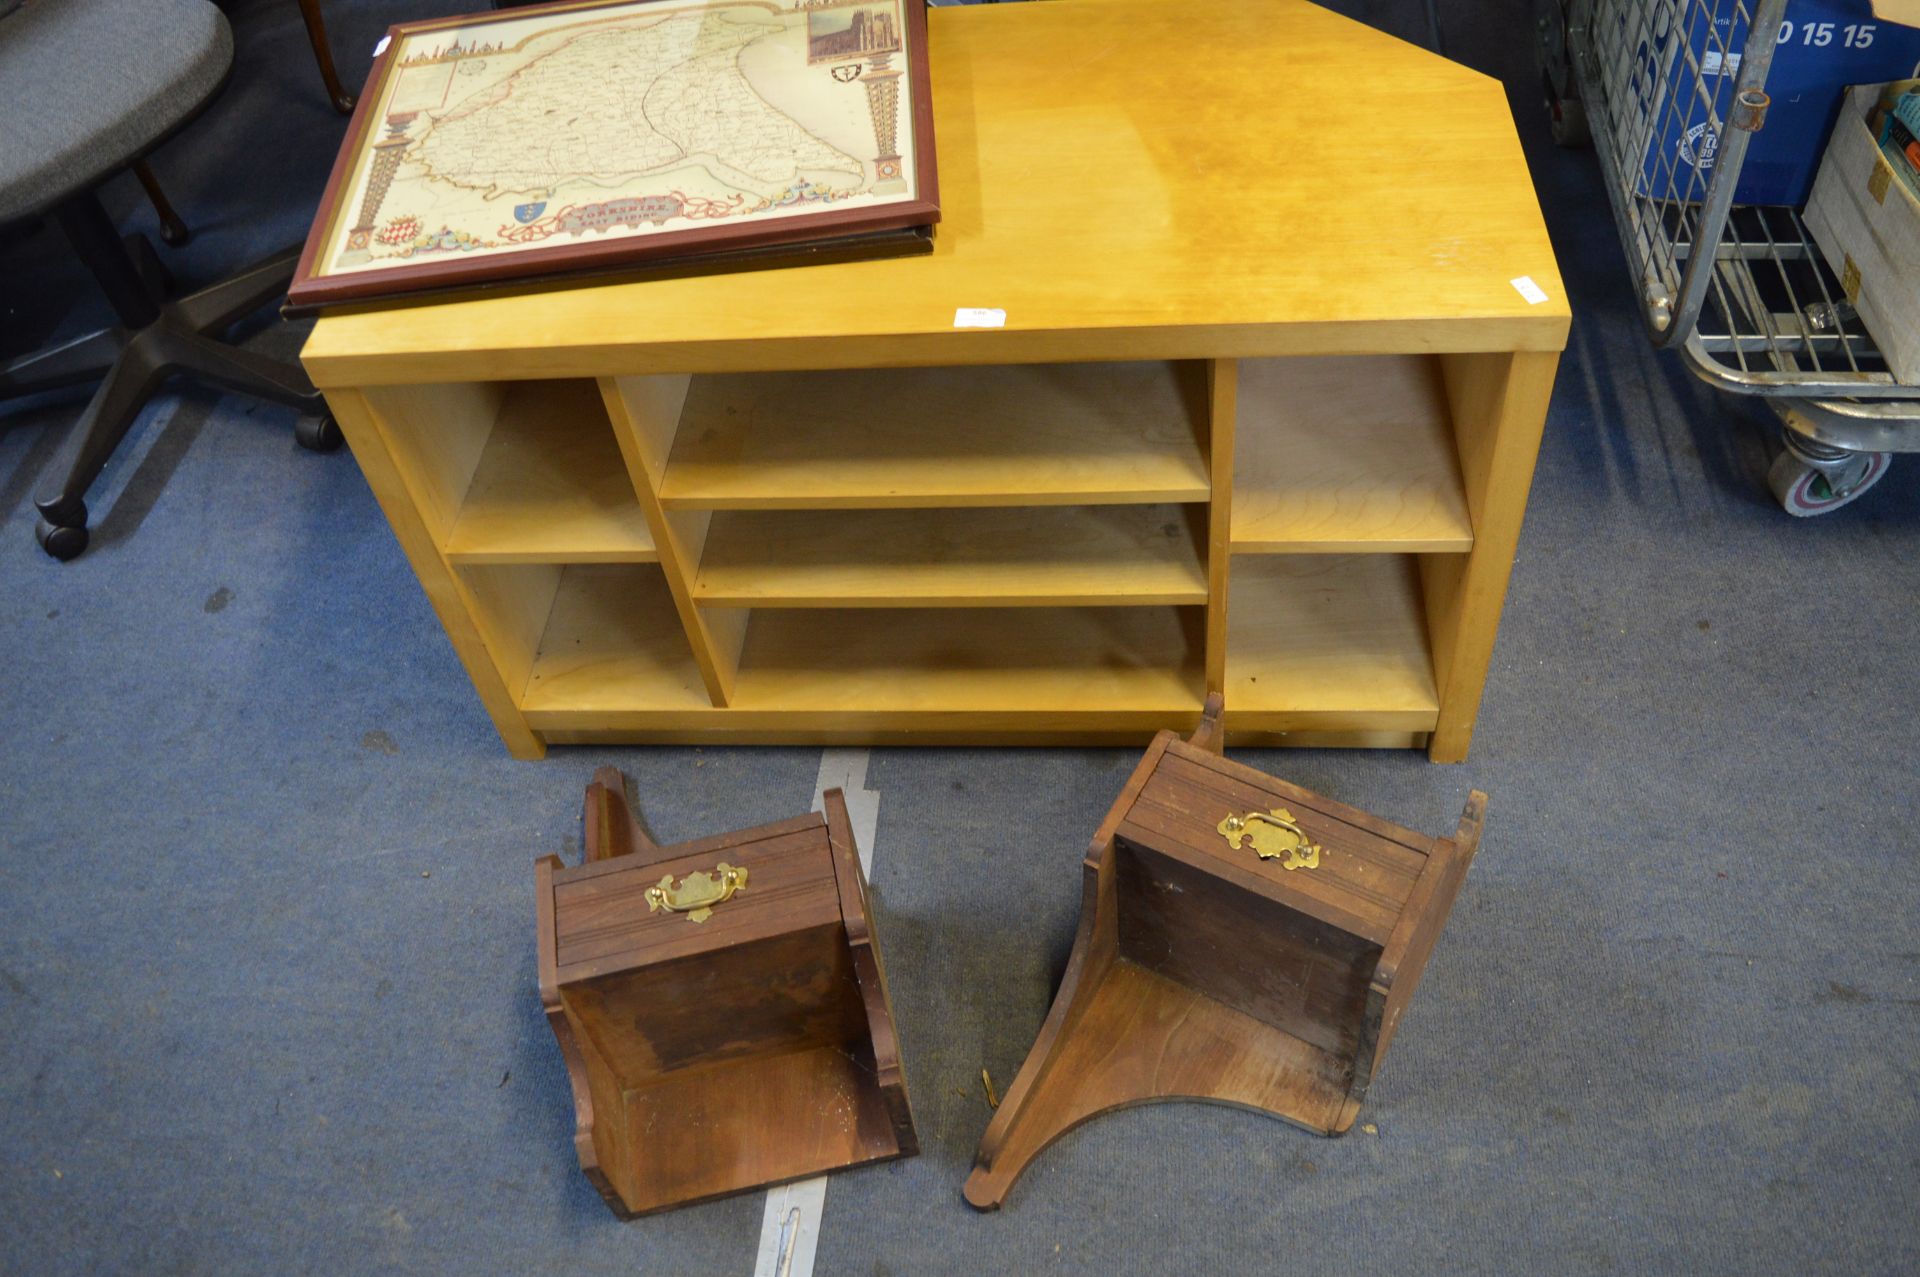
<box><xmin>442</xmin><ymin>380</ymin><xmax>657</xmax><ymax>564</ymax></box>
<box><xmin>692</xmin><ymin>505</ymin><xmax>1207</xmax><ymax>607</ymax></box>
<box><xmin>730</xmin><ymin>604</ymin><xmax>1204</xmax><ymax>725</ymax></box>
<box><xmin>523</xmin><ymin>602</ymin><xmax>1204</xmax><ymax>735</ymax></box>
<box><xmin>519</xmin><ymin>565</ymin><xmax>709</xmax><ymax>714</ymax></box>
<box><xmin>1226</xmin><ymin>555</ymin><xmax>1437</xmax><ymax>731</ymax></box>
<box><xmin>658</xmin><ymin>361</ymin><xmax>1212</xmax><ymax>510</ymax></box>
<box><xmin>1231</xmin><ymin>356</ymin><xmax>1472</xmax><ymax>553</ymax></box>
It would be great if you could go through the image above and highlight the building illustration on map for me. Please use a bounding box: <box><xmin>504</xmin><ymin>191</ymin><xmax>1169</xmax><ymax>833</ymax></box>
<box><xmin>806</xmin><ymin>4</ymin><xmax>900</xmax><ymax>61</ymax></box>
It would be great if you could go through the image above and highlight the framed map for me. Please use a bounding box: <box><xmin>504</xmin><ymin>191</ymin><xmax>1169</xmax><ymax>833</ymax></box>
<box><xmin>289</xmin><ymin>0</ymin><xmax>937</xmax><ymax>308</ymax></box>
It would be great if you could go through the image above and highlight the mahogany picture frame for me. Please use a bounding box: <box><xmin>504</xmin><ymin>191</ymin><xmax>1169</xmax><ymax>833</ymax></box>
<box><xmin>288</xmin><ymin>0</ymin><xmax>940</xmax><ymax>310</ymax></box>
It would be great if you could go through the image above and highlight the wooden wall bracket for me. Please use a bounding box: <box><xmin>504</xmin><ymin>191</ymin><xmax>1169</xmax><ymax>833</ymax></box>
<box><xmin>537</xmin><ymin>766</ymin><xmax>917</xmax><ymax>1218</ymax></box>
<box><xmin>964</xmin><ymin>695</ymin><xmax>1484</xmax><ymax>1210</ymax></box>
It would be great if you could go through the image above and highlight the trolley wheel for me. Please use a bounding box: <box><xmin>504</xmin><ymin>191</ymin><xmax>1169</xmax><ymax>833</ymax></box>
<box><xmin>296</xmin><ymin>413</ymin><xmax>344</xmax><ymax>454</ymax></box>
<box><xmin>1767</xmin><ymin>448</ymin><xmax>1890</xmax><ymax>517</ymax></box>
<box><xmin>1548</xmin><ymin>93</ymin><xmax>1591</xmax><ymax>149</ymax></box>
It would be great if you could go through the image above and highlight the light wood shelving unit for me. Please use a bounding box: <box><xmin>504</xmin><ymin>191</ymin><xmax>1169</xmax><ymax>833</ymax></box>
<box><xmin>302</xmin><ymin>0</ymin><xmax>1568</xmax><ymax>761</ymax></box>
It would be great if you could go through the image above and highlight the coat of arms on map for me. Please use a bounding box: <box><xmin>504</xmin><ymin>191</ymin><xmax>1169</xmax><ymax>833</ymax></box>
<box><xmin>289</xmin><ymin>0</ymin><xmax>938</xmax><ymax>308</ymax></box>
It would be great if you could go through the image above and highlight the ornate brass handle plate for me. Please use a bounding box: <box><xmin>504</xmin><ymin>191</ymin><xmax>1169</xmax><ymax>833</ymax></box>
<box><xmin>645</xmin><ymin>862</ymin><xmax>749</xmax><ymax>923</ymax></box>
<box><xmin>1217</xmin><ymin>809</ymin><xmax>1321</xmax><ymax>871</ymax></box>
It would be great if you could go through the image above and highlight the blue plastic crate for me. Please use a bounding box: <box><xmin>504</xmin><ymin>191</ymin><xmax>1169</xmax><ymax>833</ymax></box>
<box><xmin>1633</xmin><ymin>0</ymin><xmax>1920</xmax><ymax>206</ymax></box>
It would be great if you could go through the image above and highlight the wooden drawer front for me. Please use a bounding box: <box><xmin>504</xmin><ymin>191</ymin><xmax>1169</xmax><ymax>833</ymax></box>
<box><xmin>1116</xmin><ymin>743</ymin><xmax>1429</xmax><ymax>946</ymax></box>
<box><xmin>553</xmin><ymin>828</ymin><xmax>839</xmax><ymax>978</ymax></box>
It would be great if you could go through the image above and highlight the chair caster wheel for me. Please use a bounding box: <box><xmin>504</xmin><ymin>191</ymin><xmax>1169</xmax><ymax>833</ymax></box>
<box><xmin>36</xmin><ymin>519</ymin><xmax>89</xmax><ymax>561</ymax></box>
<box><xmin>296</xmin><ymin>413</ymin><xmax>344</xmax><ymax>454</ymax></box>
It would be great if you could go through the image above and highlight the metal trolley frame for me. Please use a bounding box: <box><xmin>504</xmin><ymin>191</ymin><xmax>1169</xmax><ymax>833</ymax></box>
<box><xmin>1537</xmin><ymin>0</ymin><xmax>1920</xmax><ymax>513</ymax></box>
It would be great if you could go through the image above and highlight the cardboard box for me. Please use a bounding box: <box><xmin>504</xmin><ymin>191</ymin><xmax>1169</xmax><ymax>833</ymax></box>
<box><xmin>1804</xmin><ymin>79</ymin><xmax>1920</xmax><ymax>382</ymax></box>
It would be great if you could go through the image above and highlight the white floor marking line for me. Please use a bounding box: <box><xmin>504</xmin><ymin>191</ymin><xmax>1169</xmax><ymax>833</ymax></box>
<box><xmin>751</xmin><ymin>748</ymin><xmax>878</xmax><ymax>1277</ymax></box>
<box><xmin>754</xmin><ymin>1181</ymin><xmax>824</xmax><ymax>1277</ymax></box>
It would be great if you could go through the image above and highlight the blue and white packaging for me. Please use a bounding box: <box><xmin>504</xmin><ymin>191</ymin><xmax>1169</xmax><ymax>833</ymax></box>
<box><xmin>1621</xmin><ymin>0</ymin><xmax>1920</xmax><ymax>206</ymax></box>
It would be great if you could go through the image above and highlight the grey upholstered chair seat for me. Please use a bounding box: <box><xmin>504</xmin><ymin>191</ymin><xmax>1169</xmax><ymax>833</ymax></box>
<box><xmin>1</xmin><ymin>0</ymin><xmax>330</xmax><ymax>564</ymax></box>
<box><xmin>0</xmin><ymin>0</ymin><xmax>232</xmax><ymax>224</ymax></box>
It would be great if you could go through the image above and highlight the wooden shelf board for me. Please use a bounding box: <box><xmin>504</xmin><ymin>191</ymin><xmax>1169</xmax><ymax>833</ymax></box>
<box><xmin>517</xmin><ymin>562</ymin><xmax>1442</xmax><ymax>738</ymax></box>
<box><xmin>729</xmin><ymin>605</ymin><xmax>1202</xmax><ymax>714</ymax></box>
<box><xmin>521</xmin><ymin>566</ymin><xmax>708</xmax><ymax>713</ymax></box>
<box><xmin>659</xmin><ymin>362</ymin><xmax>1211</xmax><ymax>510</ymax></box>
<box><xmin>692</xmin><ymin>505</ymin><xmax>1207</xmax><ymax>607</ymax></box>
<box><xmin>444</xmin><ymin>380</ymin><xmax>658</xmax><ymax>564</ymax></box>
<box><xmin>1230</xmin><ymin>356</ymin><xmax>1472</xmax><ymax>553</ymax></box>
<box><xmin>1226</xmin><ymin>555</ymin><xmax>1438</xmax><ymax>726</ymax></box>
<box><xmin>535</xmin><ymin>725</ymin><xmax>1203</xmax><ymax>745</ymax></box>
<box><xmin>534</xmin><ymin>724</ymin><xmax>1434</xmax><ymax>747</ymax></box>
<box><xmin>613</xmin><ymin>1044</ymin><xmax>901</xmax><ymax>1213</ymax></box>
<box><xmin>1224</xmin><ymin>727</ymin><xmax>1431</xmax><ymax>749</ymax></box>
<box><xmin>523</xmin><ymin>599</ymin><xmax>1204</xmax><ymax>729</ymax></box>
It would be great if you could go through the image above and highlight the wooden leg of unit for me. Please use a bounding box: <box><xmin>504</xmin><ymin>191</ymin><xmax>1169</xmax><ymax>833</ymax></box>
<box><xmin>583</xmin><ymin>766</ymin><xmax>662</xmax><ymax>861</ymax></box>
<box><xmin>1187</xmin><ymin>691</ymin><xmax>1225</xmax><ymax>756</ymax></box>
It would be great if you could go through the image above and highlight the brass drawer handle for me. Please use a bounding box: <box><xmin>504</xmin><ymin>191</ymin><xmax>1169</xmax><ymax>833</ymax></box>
<box><xmin>1217</xmin><ymin>809</ymin><xmax>1321</xmax><ymax>871</ymax></box>
<box><xmin>645</xmin><ymin>862</ymin><xmax>749</xmax><ymax>923</ymax></box>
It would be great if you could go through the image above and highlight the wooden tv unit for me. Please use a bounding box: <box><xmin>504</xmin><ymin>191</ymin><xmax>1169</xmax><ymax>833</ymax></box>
<box><xmin>300</xmin><ymin>0</ymin><xmax>1568</xmax><ymax>762</ymax></box>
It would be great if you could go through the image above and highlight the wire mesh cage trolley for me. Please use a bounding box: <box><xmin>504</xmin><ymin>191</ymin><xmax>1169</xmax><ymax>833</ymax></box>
<box><xmin>1538</xmin><ymin>0</ymin><xmax>1920</xmax><ymax>514</ymax></box>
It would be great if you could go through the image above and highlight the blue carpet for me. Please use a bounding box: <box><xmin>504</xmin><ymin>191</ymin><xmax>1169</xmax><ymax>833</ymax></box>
<box><xmin>2</xmin><ymin>1</ymin><xmax>1916</xmax><ymax>1274</ymax></box>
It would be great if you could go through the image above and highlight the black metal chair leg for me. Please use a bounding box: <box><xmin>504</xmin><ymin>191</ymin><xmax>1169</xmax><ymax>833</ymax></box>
<box><xmin>29</xmin><ymin>197</ymin><xmax>335</xmax><ymax>560</ymax></box>
<box><xmin>0</xmin><ymin>329</ymin><xmax>124</xmax><ymax>399</ymax></box>
<box><xmin>153</xmin><ymin>326</ymin><xmax>322</xmax><ymax>413</ymax></box>
<box><xmin>33</xmin><ymin>331</ymin><xmax>176</xmax><ymax>559</ymax></box>
<box><xmin>174</xmin><ymin>248</ymin><xmax>303</xmax><ymax>334</ymax></box>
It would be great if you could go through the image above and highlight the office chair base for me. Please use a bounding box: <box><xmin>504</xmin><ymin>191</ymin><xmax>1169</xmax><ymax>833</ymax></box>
<box><xmin>295</xmin><ymin>413</ymin><xmax>344</xmax><ymax>454</ymax></box>
<box><xmin>23</xmin><ymin>238</ymin><xmax>328</xmax><ymax>561</ymax></box>
<box><xmin>0</xmin><ymin>330</ymin><xmax>123</xmax><ymax>397</ymax></box>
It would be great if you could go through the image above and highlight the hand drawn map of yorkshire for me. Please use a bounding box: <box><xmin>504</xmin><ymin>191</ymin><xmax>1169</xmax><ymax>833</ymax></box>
<box><xmin>291</xmin><ymin>0</ymin><xmax>937</xmax><ymax>306</ymax></box>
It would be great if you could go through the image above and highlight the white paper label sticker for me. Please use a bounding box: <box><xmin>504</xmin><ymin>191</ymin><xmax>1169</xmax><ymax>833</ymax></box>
<box><xmin>1510</xmin><ymin>276</ymin><xmax>1550</xmax><ymax>305</ymax></box>
<box><xmin>953</xmin><ymin>307</ymin><xmax>1007</xmax><ymax>329</ymax></box>
<box><xmin>373</xmin><ymin>34</ymin><xmax>391</xmax><ymax>58</ymax></box>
